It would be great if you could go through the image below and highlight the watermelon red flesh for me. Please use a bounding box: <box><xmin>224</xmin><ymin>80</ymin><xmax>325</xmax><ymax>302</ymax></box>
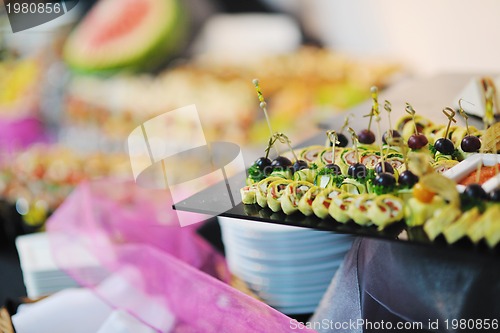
<box><xmin>64</xmin><ymin>0</ymin><xmax>187</xmax><ymax>73</ymax></box>
<box><xmin>89</xmin><ymin>0</ymin><xmax>150</xmax><ymax>46</ymax></box>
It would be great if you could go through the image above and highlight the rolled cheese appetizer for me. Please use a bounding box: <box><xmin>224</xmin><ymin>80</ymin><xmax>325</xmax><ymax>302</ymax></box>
<box><xmin>269</xmin><ymin>169</ymin><xmax>293</xmax><ymax>180</ymax></box>
<box><xmin>339</xmin><ymin>178</ymin><xmax>367</xmax><ymax>195</ymax></box>
<box><xmin>432</xmin><ymin>160</ymin><xmax>459</xmax><ymax>174</ymax></box>
<box><xmin>386</xmin><ymin>152</ymin><xmax>404</xmax><ymax>171</ymax></box>
<box><xmin>469</xmin><ymin>205</ymin><xmax>500</xmax><ymax>247</ymax></box>
<box><xmin>338</xmin><ymin>148</ymin><xmax>358</xmax><ymax>172</ymax></box>
<box><xmin>298</xmin><ymin>186</ymin><xmax>321</xmax><ymax>216</ymax></box>
<box><xmin>423</xmin><ymin>205</ymin><xmax>461</xmax><ymax>241</ymax></box>
<box><xmin>312</xmin><ymin>187</ymin><xmax>344</xmax><ymax>219</ymax></box>
<box><xmin>348</xmin><ymin>194</ymin><xmax>376</xmax><ymax>226</ymax></box>
<box><xmin>423</xmin><ymin>124</ymin><xmax>446</xmax><ymax>144</ymax></box>
<box><xmin>299</xmin><ymin>145</ymin><xmax>326</xmax><ymax>165</ymax></box>
<box><xmin>240</xmin><ymin>184</ymin><xmax>258</xmax><ymax>204</ymax></box>
<box><xmin>399</xmin><ymin>115</ymin><xmax>433</xmax><ymax>141</ymax></box>
<box><xmin>368</xmin><ymin>194</ymin><xmax>405</xmax><ymax>230</ymax></box>
<box><xmin>318</xmin><ymin>147</ymin><xmax>344</xmax><ymax>165</ymax></box>
<box><xmin>435</xmin><ymin>125</ymin><xmax>467</xmax><ymax>147</ymax></box>
<box><xmin>359</xmin><ymin>150</ymin><xmax>380</xmax><ymax>169</ymax></box>
<box><xmin>293</xmin><ymin>168</ymin><xmax>317</xmax><ymax>183</ymax></box>
<box><xmin>315</xmin><ymin>172</ymin><xmax>337</xmax><ymax>189</ymax></box>
<box><xmin>266</xmin><ymin>179</ymin><xmax>293</xmax><ymax>212</ymax></box>
<box><xmin>484</xmin><ymin>205</ymin><xmax>500</xmax><ymax>248</ymax></box>
<box><xmin>256</xmin><ymin>176</ymin><xmax>282</xmax><ymax>208</ymax></box>
<box><xmin>404</xmin><ymin>196</ymin><xmax>446</xmax><ymax>227</ymax></box>
<box><xmin>281</xmin><ymin>181</ymin><xmax>314</xmax><ymax>215</ymax></box>
<box><xmin>329</xmin><ymin>192</ymin><xmax>356</xmax><ymax>223</ymax></box>
<box><xmin>443</xmin><ymin>207</ymin><xmax>480</xmax><ymax>244</ymax></box>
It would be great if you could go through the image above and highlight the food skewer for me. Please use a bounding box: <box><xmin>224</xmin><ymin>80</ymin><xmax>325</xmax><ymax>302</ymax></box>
<box><xmin>485</xmin><ymin>90</ymin><xmax>500</xmax><ymax>176</ymax></box>
<box><xmin>325</xmin><ymin>130</ymin><xmax>342</xmax><ymax>174</ymax></box>
<box><xmin>482</xmin><ymin>79</ymin><xmax>496</xmax><ymax>129</ymax></box>
<box><xmin>458</xmin><ymin>99</ymin><xmax>481</xmax><ymax>153</ymax></box>
<box><xmin>463</xmin><ymin>86</ymin><xmax>498</xmax><ymax>199</ymax></box>
<box><xmin>382</xmin><ymin>100</ymin><xmax>401</xmax><ymax>144</ymax></box>
<box><xmin>272</xmin><ymin>133</ymin><xmax>299</xmax><ymax>161</ymax></box>
<box><xmin>338</xmin><ymin>115</ymin><xmax>352</xmax><ymax>147</ymax></box>
<box><xmin>375</xmin><ymin>114</ymin><xmax>386</xmax><ymax>173</ymax></box>
<box><xmin>434</xmin><ymin>107</ymin><xmax>457</xmax><ymax>155</ymax></box>
<box><xmin>392</xmin><ymin>137</ymin><xmax>419</xmax><ymax>188</ymax></box>
<box><xmin>373</xmin><ymin>115</ymin><xmax>396</xmax><ymax>193</ymax></box>
<box><xmin>253</xmin><ymin>78</ymin><xmax>279</xmax><ymax>156</ymax></box>
<box><xmin>405</xmin><ymin>103</ymin><xmax>428</xmax><ymax>150</ymax></box>
<box><xmin>358</xmin><ymin>87</ymin><xmax>378</xmax><ymax>144</ymax></box>
<box><xmin>347</xmin><ymin>127</ymin><xmax>367</xmax><ymax>179</ymax></box>
<box><xmin>247</xmin><ymin>79</ymin><xmax>286</xmax><ymax>184</ymax></box>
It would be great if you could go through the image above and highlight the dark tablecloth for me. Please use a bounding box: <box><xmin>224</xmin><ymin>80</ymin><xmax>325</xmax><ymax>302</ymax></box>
<box><xmin>311</xmin><ymin>238</ymin><xmax>500</xmax><ymax>333</ymax></box>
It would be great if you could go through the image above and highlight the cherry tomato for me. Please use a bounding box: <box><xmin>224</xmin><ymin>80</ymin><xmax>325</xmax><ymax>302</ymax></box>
<box><xmin>412</xmin><ymin>182</ymin><xmax>435</xmax><ymax>203</ymax></box>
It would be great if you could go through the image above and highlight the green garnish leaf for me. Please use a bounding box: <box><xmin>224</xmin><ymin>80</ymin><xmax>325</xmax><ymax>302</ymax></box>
<box><xmin>451</xmin><ymin>148</ymin><xmax>462</xmax><ymax>161</ymax></box>
<box><xmin>333</xmin><ymin>175</ymin><xmax>346</xmax><ymax>188</ymax></box>
<box><xmin>428</xmin><ymin>143</ymin><xmax>437</xmax><ymax>156</ymax></box>
<box><xmin>317</xmin><ymin>167</ymin><xmax>336</xmax><ymax>176</ymax></box>
<box><xmin>373</xmin><ymin>184</ymin><xmax>396</xmax><ymax>195</ymax></box>
<box><xmin>354</xmin><ymin>168</ymin><xmax>376</xmax><ymax>184</ymax></box>
<box><xmin>247</xmin><ymin>163</ymin><xmax>265</xmax><ymax>183</ymax></box>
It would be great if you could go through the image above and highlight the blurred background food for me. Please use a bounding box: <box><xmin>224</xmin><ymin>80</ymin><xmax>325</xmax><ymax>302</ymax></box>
<box><xmin>62</xmin><ymin>47</ymin><xmax>400</xmax><ymax>149</ymax></box>
<box><xmin>0</xmin><ymin>144</ymin><xmax>130</xmax><ymax>235</ymax></box>
<box><xmin>0</xmin><ymin>0</ymin><xmax>500</xmax><ymax>237</ymax></box>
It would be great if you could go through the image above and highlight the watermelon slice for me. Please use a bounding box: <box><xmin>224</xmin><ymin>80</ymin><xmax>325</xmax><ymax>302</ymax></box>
<box><xmin>63</xmin><ymin>0</ymin><xmax>187</xmax><ymax>73</ymax></box>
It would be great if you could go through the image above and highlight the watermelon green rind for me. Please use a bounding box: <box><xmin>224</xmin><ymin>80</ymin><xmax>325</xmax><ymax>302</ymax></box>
<box><xmin>63</xmin><ymin>0</ymin><xmax>188</xmax><ymax>74</ymax></box>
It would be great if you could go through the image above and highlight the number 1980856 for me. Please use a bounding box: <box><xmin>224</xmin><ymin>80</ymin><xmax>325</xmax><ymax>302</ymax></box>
<box><xmin>5</xmin><ymin>2</ymin><xmax>62</xmax><ymax>14</ymax></box>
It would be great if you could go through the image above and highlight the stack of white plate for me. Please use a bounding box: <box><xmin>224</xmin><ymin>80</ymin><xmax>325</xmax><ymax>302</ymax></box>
<box><xmin>218</xmin><ymin>217</ymin><xmax>353</xmax><ymax>315</ymax></box>
<box><xmin>16</xmin><ymin>233</ymin><xmax>106</xmax><ymax>298</ymax></box>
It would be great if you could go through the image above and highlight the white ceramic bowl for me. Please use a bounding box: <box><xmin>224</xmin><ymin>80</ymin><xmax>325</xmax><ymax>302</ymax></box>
<box><xmin>443</xmin><ymin>153</ymin><xmax>500</xmax><ymax>192</ymax></box>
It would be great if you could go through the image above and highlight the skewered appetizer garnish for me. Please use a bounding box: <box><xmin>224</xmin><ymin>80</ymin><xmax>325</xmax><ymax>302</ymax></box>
<box><xmin>327</xmin><ymin>115</ymin><xmax>351</xmax><ymax>148</ymax></box>
<box><xmin>405</xmin><ymin>103</ymin><xmax>429</xmax><ymax>151</ymax></box>
<box><xmin>433</xmin><ymin>108</ymin><xmax>457</xmax><ymax>155</ymax></box>
<box><xmin>239</xmin><ymin>81</ymin><xmax>500</xmax><ymax>247</ymax></box>
<box><xmin>381</xmin><ymin>100</ymin><xmax>401</xmax><ymax>144</ymax></box>
<box><xmin>458</xmin><ymin>100</ymin><xmax>482</xmax><ymax>153</ymax></box>
<box><xmin>356</xmin><ymin>86</ymin><xmax>379</xmax><ymax>144</ymax></box>
<box><xmin>396</xmin><ymin>113</ymin><xmax>433</xmax><ymax>142</ymax></box>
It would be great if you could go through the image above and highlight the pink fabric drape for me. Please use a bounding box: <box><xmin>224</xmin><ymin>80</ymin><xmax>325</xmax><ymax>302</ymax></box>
<box><xmin>46</xmin><ymin>180</ymin><xmax>314</xmax><ymax>332</ymax></box>
<box><xmin>0</xmin><ymin>116</ymin><xmax>45</xmax><ymax>151</ymax></box>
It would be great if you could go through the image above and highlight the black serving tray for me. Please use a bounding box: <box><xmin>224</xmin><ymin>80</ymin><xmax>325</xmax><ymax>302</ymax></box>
<box><xmin>173</xmin><ymin>128</ymin><xmax>500</xmax><ymax>258</ymax></box>
<box><xmin>174</xmin><ymin>188</ymin><xmax>500</xmax><ymax>257</ymax></box>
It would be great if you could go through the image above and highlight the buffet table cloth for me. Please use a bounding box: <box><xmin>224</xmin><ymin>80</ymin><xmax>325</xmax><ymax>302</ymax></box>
<box><xmin>311</xmin><ymin>237</ymin><xmax>500</xmax><ymax>333</ymax></box>
<box><xmin>46</xmin><ymin>180</ymin><xmax>313</xmax><ymax>333</ymax></box>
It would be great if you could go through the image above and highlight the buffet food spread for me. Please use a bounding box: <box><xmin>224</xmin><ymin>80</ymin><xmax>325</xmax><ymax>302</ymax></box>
<box><xmin>2</xmin><ymin>1</ymin><xmax>500</xmax><ymax>331</ymax></box>
<box><xmin>239</xmin><ymin>84</ymin><xmax>500</xmax><ymax>249</ymax></box>
<box><xmin>0</xmin><ymin>145</ymin><xmax>130</xmax><ymax>230</ymax></box>
<box><xmin>63</xmin><ymin>47</ymin><xmax>400</xmax><ymax>146</ymax></box>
